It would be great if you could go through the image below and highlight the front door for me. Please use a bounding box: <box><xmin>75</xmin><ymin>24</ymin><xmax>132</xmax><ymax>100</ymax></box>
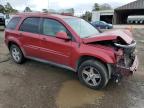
<box><xmin>39</xmin><ymin>18</ymin><xmax>72</xmax><ymax>66</ymax></box>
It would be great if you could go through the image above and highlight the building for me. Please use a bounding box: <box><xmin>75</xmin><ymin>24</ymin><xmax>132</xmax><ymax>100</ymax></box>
<box><xmin>92</xmin><ymin>0</ymin><xmax>144</xmax><ymax>24</ymax></box>
<box><xmin>92</xmin><ymin>10</ymin><xmax>114</xmax><ymax>24</ymax></box>
<box><xmin>113</xmin><ymin>0</ymin><xmax>144</xmax><ymax>24</ymax></box>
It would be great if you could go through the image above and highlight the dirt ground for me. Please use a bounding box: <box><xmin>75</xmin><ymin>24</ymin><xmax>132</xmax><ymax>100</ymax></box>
<box><xmin>0</xmin><ymin>29</ymin><xmax>144</xmax><ymax>108</ymax></box>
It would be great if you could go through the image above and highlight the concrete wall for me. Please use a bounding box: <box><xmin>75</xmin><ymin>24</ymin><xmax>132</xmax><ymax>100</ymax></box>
<box><xmin>92</xmin><ymin>10</ymin><xmax>114</xmax><ymax>23</ymax></box>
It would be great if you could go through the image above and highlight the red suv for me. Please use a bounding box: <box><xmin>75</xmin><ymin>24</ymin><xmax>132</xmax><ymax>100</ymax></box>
<box><xmin>5</xmin><ymin>13</ymin><xmax>138</xmax><ymax>89</ymax></box>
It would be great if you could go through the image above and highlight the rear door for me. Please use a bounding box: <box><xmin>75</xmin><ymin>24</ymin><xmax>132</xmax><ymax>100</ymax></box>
<box><xmin>39</xmin><ymin>18</ymin><xmax>73</xmax><ymax>66</ymax></box>
<box><xmin>18</xmin><ymin>17</ymin><xmax>42</xmax><ymax>58</ymax></box>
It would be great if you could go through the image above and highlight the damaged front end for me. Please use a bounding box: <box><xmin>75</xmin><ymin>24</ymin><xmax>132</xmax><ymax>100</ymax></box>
<box><xmin>82</xmin><ymin>29</ymin><xmax>138</xmax><ymax>82</ymax></box>
<box><xmin>113</xmin><ymin>40</ymin><xmax>138</xmax><ymax>79</ymax></box>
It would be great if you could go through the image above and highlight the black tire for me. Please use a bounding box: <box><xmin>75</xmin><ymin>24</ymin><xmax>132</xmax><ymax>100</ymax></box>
<box><xmin>10</xmin><ymin>44</ymin><xmax>25</xmax><ymax>64</ymax></box>
<box><xmin>78</xmin><ymin>59</ymin><xmax>109</xmax><ymax>90</ymax></box>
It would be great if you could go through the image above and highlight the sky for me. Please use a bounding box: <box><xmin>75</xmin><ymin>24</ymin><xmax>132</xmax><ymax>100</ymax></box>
<box><xmin>0</xmin><ymin>0</ymin><xmax>136</xmax><ymax>14</ymax></box>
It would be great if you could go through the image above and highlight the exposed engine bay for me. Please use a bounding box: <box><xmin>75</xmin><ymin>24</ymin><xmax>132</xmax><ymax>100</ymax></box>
<box><xmin>82</xmin><ymin>29</ymin><xmax>138</xmax><ymax>82</ymax></box>
<box><xmin>90</xmin><ymin>38</ymin><xmax>138</xmax><ymax>82</ymax></box>
<box><xmin>114</xmin><ymin>40</ymin><xmax>136</xmax><ymax>68</ymax></box>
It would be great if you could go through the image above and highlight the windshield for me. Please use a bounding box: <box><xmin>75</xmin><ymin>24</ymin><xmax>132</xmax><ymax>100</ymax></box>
<box><xmin>64</xmin><ymin>18</ymin><xmax>99</xmax><ymax>38</ymax></box>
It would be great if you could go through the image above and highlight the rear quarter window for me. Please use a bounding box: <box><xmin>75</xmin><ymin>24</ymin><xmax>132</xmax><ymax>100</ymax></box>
<box><xmin>6</xmin><ymin>17</ymin><xmax>21</xmax><ymax>30</ymax></box>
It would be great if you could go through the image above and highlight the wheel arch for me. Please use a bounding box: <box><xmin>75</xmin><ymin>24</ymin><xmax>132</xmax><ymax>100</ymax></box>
<box><xmin>76</xmin><ymin>55</ymin><xmax>112</xmax><ymax>79</ymax></box>
<box><xmin>7</xmin><ymin>40</ymin><xmax>26</xmax><ymax>57</ymax></box>
<box><xmin>8</xmin><ymin>41</ymin><xmax>20</xmax><ymax>50</ymax></box>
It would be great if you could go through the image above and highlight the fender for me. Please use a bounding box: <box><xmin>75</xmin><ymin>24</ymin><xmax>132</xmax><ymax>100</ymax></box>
<box><xmin>7</xmin><ymin>36</ymin><xmax>26</xmax><ymax>56</ymax></box>
<box><xmin>7</xmin><ymin>36</ymin><xmax>22</xmax><ymax>47</ymax></box>
<box><xmin>79</xmin><ymin>44</ymin><xmax>116</xmax><ymax>64</ymax></box>
<box><xmin>70</xmin><ymin>44</ymin><xmax>116</xmax><ymax>70</ymax></box>
<box><xmin>79</xmin><ymin>52</ymin><xmax>115</xmax><ymax>64</ymax></box>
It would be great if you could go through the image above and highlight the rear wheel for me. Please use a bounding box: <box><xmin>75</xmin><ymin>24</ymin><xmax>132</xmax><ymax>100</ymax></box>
<box><xmin>10</xmin><ymin>44</ymin><xmax>25</xmax><ymax>64</ymax></box>
<box><xmin>78</xmin><ymin>59</ymin><xmax>109</xmax><ymax>90</ymax></box>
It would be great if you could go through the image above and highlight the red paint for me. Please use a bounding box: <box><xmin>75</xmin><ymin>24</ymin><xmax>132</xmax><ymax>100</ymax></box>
<box><xmin>56</xmin><ymin>32</ymin><xmax>70</xmax><ymax>40</ymax></box>
<box><xmin>4</xmin><ymin>13</ymin><xmax>136</xmax><ymax>73</ymax></box>
<box><xmin>83</xmin><ymin>29</ymin><xmax>133</xmax><ymax>44</ymax></box>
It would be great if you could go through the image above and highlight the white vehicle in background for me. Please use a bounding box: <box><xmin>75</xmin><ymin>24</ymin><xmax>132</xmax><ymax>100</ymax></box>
<box><xmin>127</xmin><ymin>15</ymin><xmax>144</xmax><ymax>24</ymax></box>
<box><xmin>5</xmin><ymin>14</ymin><xmax>15</xmax><ymax>26</ymax></box>
<box><xmin>0</xmin><ymin>13</ymin><xmax>5</xmax><ymax>26</ymax></box>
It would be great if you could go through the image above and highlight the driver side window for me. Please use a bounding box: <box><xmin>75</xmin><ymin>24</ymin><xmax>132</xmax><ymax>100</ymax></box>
<box><xmin>42</xmin><ymin>18</ymin><xmax>67</xmax><ymax>37</ymax></box>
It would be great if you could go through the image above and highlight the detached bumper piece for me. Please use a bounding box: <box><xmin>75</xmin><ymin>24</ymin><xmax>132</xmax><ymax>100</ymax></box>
<box><xmin>114</xmin><ymin>40</ymin><xmax>138</xmax><ymax>76</ymax></box>
<box><xmin>116</xmin><ymin>56</ymin><xmax>138</xmax><ymax>76</ymax></box>
<box><xmin>130</xmin><ymin>56</ymin><xmax>138</xmax><ymax>73</ymax></box>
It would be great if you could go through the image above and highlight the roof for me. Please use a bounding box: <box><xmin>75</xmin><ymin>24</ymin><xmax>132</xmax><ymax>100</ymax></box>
<box><xmin>116</xmin><ymin>0</ymin><xmax>144</xmax><ymax>10</ymax></box>
<box><xmin>16</xmin><ymin>12</ymin><xmax>76</xmax><ymax>19</ymax></box>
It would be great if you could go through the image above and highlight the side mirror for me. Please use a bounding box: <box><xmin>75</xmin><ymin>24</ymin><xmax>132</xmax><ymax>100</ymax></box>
<box><xmin>56</xmin><ymin>32</ymin><xmax>70</xmax><ymax>40</ymax></box>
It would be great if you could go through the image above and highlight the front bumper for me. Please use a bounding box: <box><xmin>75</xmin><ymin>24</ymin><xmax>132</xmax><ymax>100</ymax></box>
<box><xmin>116</xmin><ymin>56</ymin><xmax>138</xmax><ymax>76</ymax></box>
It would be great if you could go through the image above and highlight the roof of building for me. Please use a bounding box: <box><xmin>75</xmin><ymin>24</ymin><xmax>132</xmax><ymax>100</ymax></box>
<box><xmin>116</xmin><ymin>0</ymin><xmax>144</xmax><ymax>10</ymax></box>
<box><xmin>92</xmin><ymin>10</ymin><xmax>114</xmax><ymax>13</ymax></box>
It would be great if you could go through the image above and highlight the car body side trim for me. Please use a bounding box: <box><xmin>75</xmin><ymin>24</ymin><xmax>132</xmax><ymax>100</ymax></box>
<box><xmin>26</xmin><ymin>56</ymin><xmax>76</xmax><ymax>72</ymax></box>
<box><xmin>23</xmin><ymin>45</ymin><xmax>69</xmax><ymax>58</ymax></box>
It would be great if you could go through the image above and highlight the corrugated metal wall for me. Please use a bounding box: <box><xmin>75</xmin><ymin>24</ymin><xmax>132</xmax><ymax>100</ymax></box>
<box><xmin>114</xmin><ymin>0</ymin><xmax>144</xmax><ymax>24</ymax></box>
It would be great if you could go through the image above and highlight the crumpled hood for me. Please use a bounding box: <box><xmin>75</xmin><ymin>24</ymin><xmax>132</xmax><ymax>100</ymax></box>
<box><xmin>82</xmin><ymin>29</ymin><xmax>133</xmax><ymax>44</ymax></box>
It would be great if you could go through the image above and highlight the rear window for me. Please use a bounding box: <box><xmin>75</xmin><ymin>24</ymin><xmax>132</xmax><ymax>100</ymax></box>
<box><xmin>6</xmin><ymin>17</ymin><xmax>21</xmax><ymax>30</ymax></box>
<box><xmin>19</xmin><ymin>17</ymin><xmax>40</xmax><ymax>34</ymax></box>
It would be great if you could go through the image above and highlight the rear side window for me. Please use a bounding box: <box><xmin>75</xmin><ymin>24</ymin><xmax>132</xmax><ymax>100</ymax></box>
<box><xmin>6</xmin><ymin>17</ymin><xmax>21</xmax><ymax>30</ymax></box>
<box><xmin>19</xmin><ymin>17</ymin><xmax>40</xmax><ymax>34</ymax></box>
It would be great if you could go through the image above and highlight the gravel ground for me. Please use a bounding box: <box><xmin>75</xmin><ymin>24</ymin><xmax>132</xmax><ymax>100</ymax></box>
<box><xmin>0</xmin><ymin>29</ymin><xmax>144</xmax><ymax>108</ymax></box>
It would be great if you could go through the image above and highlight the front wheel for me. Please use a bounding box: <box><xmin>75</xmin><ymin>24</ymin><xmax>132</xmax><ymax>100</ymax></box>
<box><xmin>78</xmin><ymin>60</ymin><xmax>109</xmax><ymax>90</ymax></box>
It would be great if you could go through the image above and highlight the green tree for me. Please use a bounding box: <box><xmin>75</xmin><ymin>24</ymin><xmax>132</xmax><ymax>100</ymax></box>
<box><xmin>100</xmin><ymin>3</ymin><xmax>112</xmax><ymax>10</ymax></box>
<box><xmin>92</xmin><ymin>3</ymin><xmax>100</xmax><ymax>11</ymax></box>
<box><xmin>0</xmin><ymin>5</ymin><xmax>5</xmax><ymax>13</ymax></box>
<box><xmin>4</xmin><ymin>2</ymin><xmax>18</xmax><ymax>13</ymax></box>
<box><xmin>42</xmin><ymin>9</ymin><xmax>48</xmax><ymax>13</ymax></box>
<box><xmin>81</xmin><ymin>11</ymin><xmax>92</xmax><ymax>22</ymax></box>
<box><xmin>24</xmin><ymin>7</ymin><xmax>32</xmax><ymax>12</ymax></box>
<box><xmin>92</xmin><ymin>3</ymin><xmax>112</xmax><ymax>11</ymax></box>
